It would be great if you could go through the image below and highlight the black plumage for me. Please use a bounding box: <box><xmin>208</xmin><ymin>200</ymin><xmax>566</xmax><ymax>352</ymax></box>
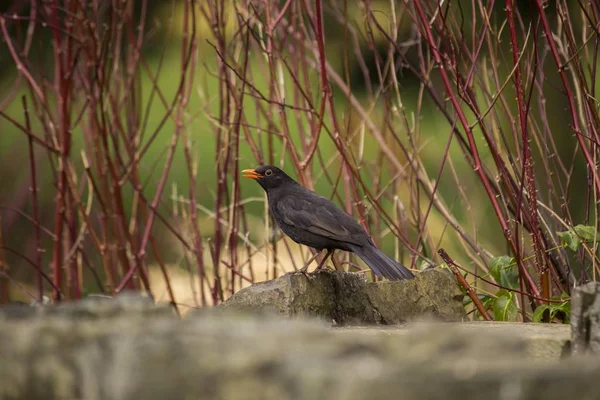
<box><xmin>242</xmin><ymin>165</ymin><xmax>414</xmax><ymax>280</ymax></box>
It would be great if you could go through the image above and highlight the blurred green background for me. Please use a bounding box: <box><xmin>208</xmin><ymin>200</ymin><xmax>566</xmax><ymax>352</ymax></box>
<box><xmin>0</xmin><ymin>0</ymin><xmax>594</xmax><ymax>306</ymax></box>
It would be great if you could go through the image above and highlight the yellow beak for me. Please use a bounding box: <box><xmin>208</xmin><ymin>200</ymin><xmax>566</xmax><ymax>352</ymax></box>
<box><xmin>241</xmin><ymin>169</ymin><xmax>261</xmax><ymax>179</ymax></box>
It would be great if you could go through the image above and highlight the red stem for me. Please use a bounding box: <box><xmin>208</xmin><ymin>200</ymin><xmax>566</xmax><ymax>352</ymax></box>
<box><xmin>439</xmin><ymin>249</ymin><xmax>493</xmax><ymax>321</ymax></box>
<box><xmin>506</xmin><ymin>0</ymin><xmax>545</xmax><ymax>319</ymax></box>
<box><xmin>534</xmin><ymin>0</ymin><xmax>600</xmax><ymax>196</ymax></box>
<box><xmin>50</xmin><ymin>0</ymin><xmax>70</xmax><ymax>302</ymax></box>
<box><xmin>412</xmin><ymin>0</ymin><xmax>540</xmax><ymax>303</ymax></box>
<box><xmin>23</xmin><ymin>96</ymin><xmax>43</xmax><ymax>301</ymax></box>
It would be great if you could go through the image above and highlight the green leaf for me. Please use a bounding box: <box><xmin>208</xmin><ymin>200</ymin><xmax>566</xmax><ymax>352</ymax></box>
<box><xmin>466</xmin><ymin>295</ymin><xmax>495</xmax><ymax>321</ymax></box>
<box><xmin>560</xmin><ymin>302</ymin><xmax>571</xmax><ymax>323</ymax></box>
<box><xmin>482</xmin><ymin>295</ymin><xmax>495</xmax><ymax>309</ymax></box>
<box><xmin>557</xmin><ymin>230</ymin><xmax>581</xmax><ymax>251</ymax></box>
<box><xmin>553</xmin><ymin>293</ymin><xmax>571</xmax><ymax>317</ymax></box>
<box><xmin>554</xmin><ymin>292</ymin><xmax>570</xmax><ymax>301</ymax></box>
<box><xmin>493</xmin><ymin>289</ymin><xmax>518</xmax><ymax>321</ymax></box>
<box><xmin>573</xmin><ymin>225</ymin><xmax>599</xmax><ymax>241</ymax></box>
<box><xmin>558</xmin><ymin>300</ymin><xmax>571</xmax><ymax>315</ymax></box>
<box><xmin>489</xmin><ymin>256</ymin><xmax>519</xmax><ymax>289</ymax></box>
<box><xmin>532</xmin><ymin>305</ymin><xmax>550</xmax><ymax>322</ymax></box>
<box><xmin>533</xmin><ymin>298</ymin><xmax>572</xmax><ymax>323</ymax></box>
<box><xmin>488</xmin><ymin>256</ymin><xmax>507</xmax><ymax>282</ymax></box>
<box><xmin>558</xmin><ymin>225</ymin><xmax>599</xmax><ymax>251</ymax></box>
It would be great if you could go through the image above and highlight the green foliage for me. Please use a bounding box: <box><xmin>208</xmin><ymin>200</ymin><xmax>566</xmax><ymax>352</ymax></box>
<box><xmin>479</xmin><ymin>295</ymin><xmax>495</xmax><ymax>321</ymax></box>
<box><xmin>532</xmin><ymin>294</ymin><xmax>571</xmax><ymax>323</ymax></box>
<box><xmin>558</xmin><ymin>224</ymin><xmax>599</xmax><ymax>251</ymax></box>
<box><xmin>463</xmin><ymin>294</ymin><xmax>495</xmax><ymax>321</ymax></box>
<box><xmin>417</xmin><ymin>258</ymin><xmax>436</xmax><ymax>271</ymax></box>
<box><xmin>482</xmin><ymin>256</ymin><xmax>520</xmax><ymax>321</ymax></box>
<box><xmin>463</xmin><ymin>255</ymin><xmax>520</xmax><ymax>321</ymax></box>
<box><xmin>481</xmin><ymin>295</ymin><xmax>495</xmax><ymax>310</ymax></box>
<box><xmin>483</xmin><ymin>253</ymin><xmax>572</xmax><ymax>323</ymax></box>
<box><xmin>492</xmin><ymin>289</ymin><xmax>518</xmax><ymax>321</ymax></box>
<box><xmin>475</xmin><ymin>249</ymin><xmax>575</xmax><ymax>323</ymax></box>
<box><xmin>489</xmin><ymin>256</ymin><xmax>518</xmax><ymax>289</ymax></box>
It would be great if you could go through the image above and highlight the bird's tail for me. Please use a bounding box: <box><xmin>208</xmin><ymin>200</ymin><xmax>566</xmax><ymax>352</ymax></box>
<box><xmin>348</xmin><ymin>244</ymin><xmax>414</xmax><ymax>281</ymax></box>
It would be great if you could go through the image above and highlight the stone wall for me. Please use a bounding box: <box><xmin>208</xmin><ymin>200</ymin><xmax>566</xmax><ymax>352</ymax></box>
<box><xmin>0</xmin><ymin>272</ymin><xmax>599</xmax><ymax>400</ymax></box>
<box><xmin>220</xmin><ymin>268</ymin><xmax>466</xmax><ymax>323</ymax></box>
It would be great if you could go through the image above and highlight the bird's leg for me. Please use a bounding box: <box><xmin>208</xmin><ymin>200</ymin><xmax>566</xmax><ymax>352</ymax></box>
<box><xmin>298</xmin><ymin>249</ymin><xmax>322</xmax><ymax>274</ymax></box>
<box><xmin>331</xmin><ymin>251</ymin><xmax>344</xmax><ymax>271</ymax></box>
<box><xmin>315</xmin><ymin>249</ymin><xmax>334</xmax><ymax>271</ymax></box>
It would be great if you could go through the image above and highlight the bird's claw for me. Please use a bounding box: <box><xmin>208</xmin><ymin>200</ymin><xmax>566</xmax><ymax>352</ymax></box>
<box><xmin>315</xmin><ymin>264</ymin><xmax>328</xmax><ymax>271</ymax></box>
<box><xmin>295</xmin><ymin>269</ymin><xmax>315</xmax><ymax>280</ymax></box>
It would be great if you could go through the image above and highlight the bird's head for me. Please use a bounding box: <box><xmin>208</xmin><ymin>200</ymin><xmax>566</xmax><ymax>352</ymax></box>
<box><xmin>241</xmin><ymin>165</ymin><xmax>294</xmax><ymax>191</ymax></box>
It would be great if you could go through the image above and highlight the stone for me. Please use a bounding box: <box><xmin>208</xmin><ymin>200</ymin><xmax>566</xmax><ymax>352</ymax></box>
<box><xmin>363</xmin><ymin>267</ymin><xmax>466</xmax><ymax>324</ymax></box>
<box><xmin>0</xmin><ymin>302</ymin><xmax>596</xmax><ymax>400</ymax></box>
<box><xmin>0</xmin><ymin>291</ymin><xmax>174</xmax><ymax>321</ymax></box>
<box><xmin>219</xmin><ymin>268</ymin><xmax>466</xmax><ymax>324</ymax></box>
<box><xmin>571</xmin><ymin>282</ymin><xmax>600</xmax><ymax>355</ymax></box>
<box><xmin>336</xmin><ymin>321</ymin><xmax>571</xmax><ymax>361</ymax></box>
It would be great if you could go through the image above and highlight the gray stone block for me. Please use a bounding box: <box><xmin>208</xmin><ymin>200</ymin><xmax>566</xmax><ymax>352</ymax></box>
<box><xmin>0</xmin><ymin>308</ymin><xmax>596</xmax><ymax>400</ymax></box>
<box><xmin>571</xmin><ymin>282</ymin><xmax>600</xmax><ymax>354</ymax></box>
<box><xmin>219</xmin><ymin>268</ymin><xmax>466</xmax><ymax>324</ymax></box>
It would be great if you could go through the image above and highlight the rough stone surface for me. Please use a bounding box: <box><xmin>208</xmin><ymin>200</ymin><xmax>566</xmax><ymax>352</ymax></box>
<box><xmin>0</xmin><ymin>296</ymin><xmax>595</xmax><ymax>400</ymax></box>
<box><xmin>337</xmin><ymin>321</ymin><xmax>571</xmax><ymax>361</ymax></box>
<box><xmin>0</xmin><ymin>291</ymin><xmax>174</xmax><ymax>321</ymax></box>
<box><xmin>571</xmin><ymin>282</ymin><xmax>600</xmax><ymax>355</ymax></box>
<box><xmin>219</xmin><ymin>268</ymin><xmax>467</xmax><ymax>324</ymax></box>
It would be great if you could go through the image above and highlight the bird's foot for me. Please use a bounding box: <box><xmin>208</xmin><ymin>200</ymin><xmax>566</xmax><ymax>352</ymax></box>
<box><xmin>302</xmin><ymin>270</ymin><xmax>314</xmax><ymax>280</ymax></box>
<box><xmin>296</xmin><ymin>264</ymin><xmax>310</xmax><ymax>274</ymax></box>
<box><xmin>295</xmin><ymin>268</ymin><xmax>315</xmax><ymax>280</ymax></box>
<box><xmin>315</xmin><ymin>263</ymin><xmax>330</xmax><ymax>271</ymax></box>
<box><xmin>313</xmin><ymin>249</ymin><xmax>334</xmax><ymax>272</ymax></box>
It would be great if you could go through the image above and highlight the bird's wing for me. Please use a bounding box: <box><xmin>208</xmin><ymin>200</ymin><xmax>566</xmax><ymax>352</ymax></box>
<box><xmin>275</xmin><ymin>194</ymin><xmax>364</xmax><ymax>245</ymax></box>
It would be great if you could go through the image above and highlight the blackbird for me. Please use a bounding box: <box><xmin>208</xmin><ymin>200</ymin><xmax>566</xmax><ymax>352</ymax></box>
<box><xmin>242</xmin><ymin>165</ymin><xmax>414</xmax><ymax>280</ymax></box>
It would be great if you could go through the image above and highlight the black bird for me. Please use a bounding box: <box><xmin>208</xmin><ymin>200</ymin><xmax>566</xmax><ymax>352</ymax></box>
<box><xmin>242</xmin><ymin>165</ymin><xmax>414</xmax><ymax>280</ymax></box>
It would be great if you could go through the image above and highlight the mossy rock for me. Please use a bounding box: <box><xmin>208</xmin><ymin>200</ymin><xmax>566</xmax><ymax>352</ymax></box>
<box><xmin>219</xmin><ymin>268</ymin><xmax>466</xmax><ymax>324</ymax></box>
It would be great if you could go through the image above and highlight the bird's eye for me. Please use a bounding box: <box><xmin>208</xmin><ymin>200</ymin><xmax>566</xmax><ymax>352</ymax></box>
<box><xmin>265</xmin><ymin>169</ymin><xmax>273</xmax><ymax>176</ymax></box>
